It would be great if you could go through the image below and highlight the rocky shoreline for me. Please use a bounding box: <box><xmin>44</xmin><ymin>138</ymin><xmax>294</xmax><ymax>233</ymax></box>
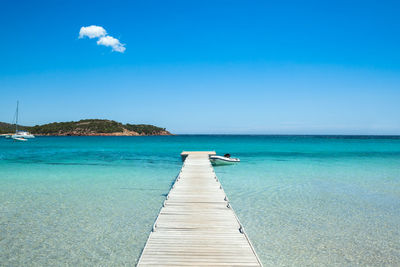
<box><xmin>35</xmin><ymin>129</ymin><xmax>172</xmax><ymax>136</ymax></box>
<box><xmin>36</xmin><ymin>131</ymin><xmax>172</xmax><ymax>136</ymax></box>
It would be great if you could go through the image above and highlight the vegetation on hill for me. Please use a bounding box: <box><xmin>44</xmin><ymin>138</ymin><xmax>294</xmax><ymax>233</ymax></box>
<box><xmin>0</xmin><ymin>119</ymin><xmax>171</xmax><ymax>136</ymax></box>
<box><xmin>125</xmin><ymin>124</ymin><xmax>166</xmax><ymax>135</ymax></box>
<box><xmin>30</xmin><ymin>120</ymin><xmax>125</xmax><ymax>134</ymax></box>
<box><xmin>0</xmin><ymin>122</ymin><xmax>29</xmax><ymax>134</ymax></box>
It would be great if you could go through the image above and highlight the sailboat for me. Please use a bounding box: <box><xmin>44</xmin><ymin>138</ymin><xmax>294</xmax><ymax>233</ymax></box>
<box><xmin>11</xmin><ymin>101</ymin><xmax>35</xmax><ymax>141</ymax></box>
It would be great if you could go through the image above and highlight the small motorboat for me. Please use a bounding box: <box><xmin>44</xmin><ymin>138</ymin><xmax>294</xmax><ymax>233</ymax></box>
<box><xmin>210</xmin><ymin>154</ymin><xmax>240</xmax><ymax>166</ymax></box>
<box><xmin>12</xmin><ymin>137</ymin><xmax>27</xmax><ymax>142</ymax></box>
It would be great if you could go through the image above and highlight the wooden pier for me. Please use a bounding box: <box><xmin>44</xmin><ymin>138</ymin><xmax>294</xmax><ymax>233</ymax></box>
<box><xmin>137</xmin><ymin>151</ymin><xmax>262</xmax><ymax>266</ymax></box>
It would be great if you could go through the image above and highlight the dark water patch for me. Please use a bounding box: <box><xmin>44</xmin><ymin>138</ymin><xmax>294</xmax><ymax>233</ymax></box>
<box><xmin>2</xmin><ymin>160</ymin><xmax>125</xmax><ymax>167</ymax></box>
<box><xmin>1</xmin><ymin>152</ymin><xmax>181</xmax><ymax>166</ymax></box>
<box><xmin>238</xmin><ymin>151</ymin><xmax>400</xmax><ymax>159</ymax></box>
<box><xmin>314</xmin><ymin>135</ymin><xmax>400</xmax><ymax>140</ymax></box>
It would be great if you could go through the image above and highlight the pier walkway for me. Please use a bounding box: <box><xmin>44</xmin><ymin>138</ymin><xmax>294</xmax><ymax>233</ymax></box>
<box><xmin>137</xmin><ymin>151</ymin><xmax>262</xmax><ymax>266</ymax></box>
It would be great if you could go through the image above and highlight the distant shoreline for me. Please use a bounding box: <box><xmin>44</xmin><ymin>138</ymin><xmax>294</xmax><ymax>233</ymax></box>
<box><xmin>34</xmin><ymin>132</ymin><xmax>172</xmax><ymax>136</ymax></box>
<box><xmin>2</xmin><ymin>133</ymin><xmax>400</xmax><ymax>138</ymax></box>
<box><xmin>0</xmin><ymin>119</ymin><xmax>172</xmax><ymax>136</ymax></box>
<box><xmin>1</xmin><ymin>133</ymin><xmax>172</xmax><ymax>136</ymax></box>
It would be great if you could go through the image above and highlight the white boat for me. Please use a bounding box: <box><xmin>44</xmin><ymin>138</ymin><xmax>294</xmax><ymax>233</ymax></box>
<box><xmin>12</xmin><ymin>131</ymin><xmax>35</xmax><ymax>139</ymax></box>
<box><xmin>210</xmin><ymin>155</ymin><xmax>240</xmax><ymax>166</ymax></box>
<box><xmin>12</xmin><ymin>137</ymin><xmax>27</xmax><ymax>142</ymax></box>
<box><xmin>10</xmin><ymin>101</ymin><xmax>35</xmax><ymax>140</ymax></box>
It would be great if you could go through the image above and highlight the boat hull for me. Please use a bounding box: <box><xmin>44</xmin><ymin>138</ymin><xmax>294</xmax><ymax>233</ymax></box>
<box><xmin>210</xmin><ymin>156</ymin><xmax>240</xmax><ymax>166</ymax></box>
<box><xmin>12</xmin><ymin>137</ymin><xmax>27</xmax><ymax>142</ymax></box>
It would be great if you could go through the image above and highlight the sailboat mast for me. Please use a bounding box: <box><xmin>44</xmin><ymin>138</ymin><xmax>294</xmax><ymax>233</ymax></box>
<box><xmin>15</xmin><ymin>101</ymin><xmax>19</xmax><ymax>132</ymax></box>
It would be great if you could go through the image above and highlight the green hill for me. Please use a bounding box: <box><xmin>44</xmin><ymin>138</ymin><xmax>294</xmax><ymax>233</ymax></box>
<box><xmin>0</xmin><ymin>119</ymin><xmax>171</xmax><ymax>136</ymax></box>
<box><xmin>0</xmin><ymin>122</ymin><xmax>30</xmax><ymax>134</ymax></box>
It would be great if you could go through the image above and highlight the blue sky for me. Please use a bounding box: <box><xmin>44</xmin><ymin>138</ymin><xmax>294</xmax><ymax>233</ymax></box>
<box><xmin>0</xmin><ymin>0</ymin><xmax>399</xmax><ymax>134</ymax></box>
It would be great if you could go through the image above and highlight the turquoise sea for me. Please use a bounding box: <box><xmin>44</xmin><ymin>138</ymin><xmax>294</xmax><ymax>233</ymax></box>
<box><xmin>1</xmin><ymin>136</ymin><xmax>399</xmax><ymax>266</ymax></box>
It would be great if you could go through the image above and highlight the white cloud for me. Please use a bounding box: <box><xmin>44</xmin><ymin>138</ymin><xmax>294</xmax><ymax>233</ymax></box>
<box><xmin>78</xmin><ymin>25</ymin><xmax>126</xmax><ymax>53</ymax></box>
<box><xmin>79</xmin><ymin>25</ymin><xmax>106</xmax><ymax>39</ymax></box>
<box><xmin>97</xmin><ymin>36</ymin><xmax>126</xmax><ymax>53</ymax></box>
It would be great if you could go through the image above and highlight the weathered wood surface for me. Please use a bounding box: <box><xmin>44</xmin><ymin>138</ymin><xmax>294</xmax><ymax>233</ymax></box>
<box><xmin>137</xmin><ymin>152</ymin><xmax>262</xmax><ymax>266</ymax></box>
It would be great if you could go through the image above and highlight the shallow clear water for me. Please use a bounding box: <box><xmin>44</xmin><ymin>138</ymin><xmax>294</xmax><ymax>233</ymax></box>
<box><xmin>1</xmin><ymin>136</ymin><xmax>399</xmax><ymax>266</ymax></box>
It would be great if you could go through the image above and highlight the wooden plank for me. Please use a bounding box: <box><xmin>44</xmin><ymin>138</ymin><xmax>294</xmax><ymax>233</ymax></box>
<box><xmin>180</xmin><ymin>151</ymin><xmax>216</xmax><ymax>161</ymax></box>
<box><xmin>137</xmin><ymin>152</ymin><xmax>262</xmax><ymax>266</ymax></box>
